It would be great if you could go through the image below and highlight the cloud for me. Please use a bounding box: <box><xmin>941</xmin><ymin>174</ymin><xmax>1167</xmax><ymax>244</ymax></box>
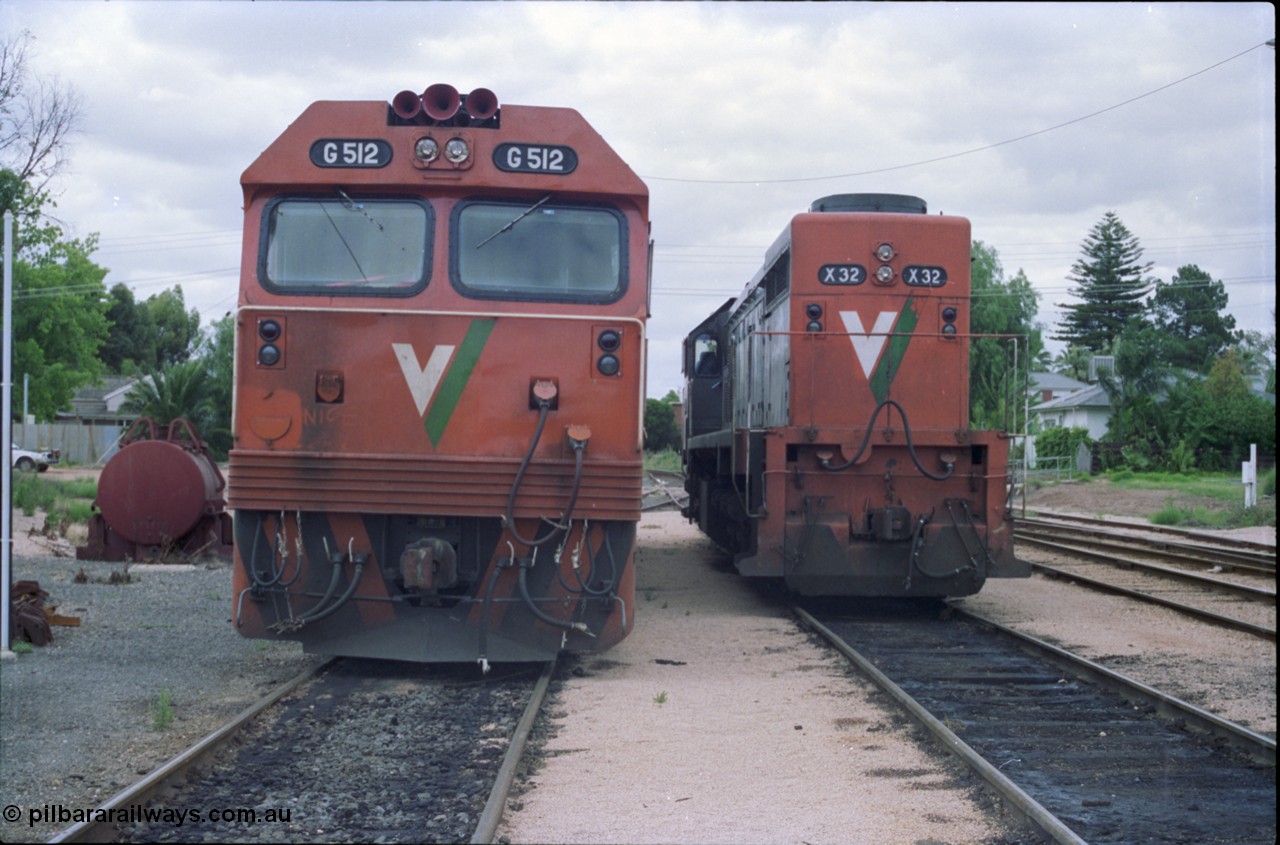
<box><xmin>4</xmin><ymin>0</ymin><xmax>1273</xmax><ymax>400</ymax></box>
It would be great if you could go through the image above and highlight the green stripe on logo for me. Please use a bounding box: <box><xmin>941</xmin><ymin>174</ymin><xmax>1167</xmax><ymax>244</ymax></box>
<box><xmin>424</xmin><ymin>318</ymin><xmax>496</xmax><ymax>447</ymax></box>
<box><xmin>869</xmin><ymin>298</ymin><xmax>917</xmax><ymax>404</ymax></box>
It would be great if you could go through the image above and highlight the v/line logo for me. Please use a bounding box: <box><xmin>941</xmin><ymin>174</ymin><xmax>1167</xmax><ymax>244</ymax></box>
<box><xmin>837</xmin><ymin>301</ymin><xmax>918</xmax><ymax>404</ymax></box>
<box><xmin>391</xmin><ymin>318</ymin><xmax>495</xmax><ymax>447</ymax></box>
<box><xmin>840</xmin><ymin>310</ymin><xmax>897</xmax><ymax>379</ymax></box>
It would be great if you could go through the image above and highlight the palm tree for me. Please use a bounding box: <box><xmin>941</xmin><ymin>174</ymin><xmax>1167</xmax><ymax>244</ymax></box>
<box><xmin>120</xmin><ymin>359</ymin><xmax>217</xmax><ymax>439</ymax></box>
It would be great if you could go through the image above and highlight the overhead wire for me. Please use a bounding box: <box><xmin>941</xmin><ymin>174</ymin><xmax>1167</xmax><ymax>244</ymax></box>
<box><xmin>640</xmin><ymin>41</ymin><xmax>1274</xmax><ymax>185</ymax></box>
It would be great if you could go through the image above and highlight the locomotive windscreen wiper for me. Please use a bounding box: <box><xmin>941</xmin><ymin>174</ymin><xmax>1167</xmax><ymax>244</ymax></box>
<box><xmin>320</xmin><ymin>193</ymin><xmax>369</xmax><ymax>281</ymax></box>
<box><xmin>475</xmin><ymin>194</ymin><xmax>553</xmax><ymax>249</ymax></box>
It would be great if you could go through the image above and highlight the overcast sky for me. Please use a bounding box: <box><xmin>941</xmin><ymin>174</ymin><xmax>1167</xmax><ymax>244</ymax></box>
<box><xmin>4</xmin><ymin>1</ymin><xmax>1275</xmax><ymax>399</ymax></box>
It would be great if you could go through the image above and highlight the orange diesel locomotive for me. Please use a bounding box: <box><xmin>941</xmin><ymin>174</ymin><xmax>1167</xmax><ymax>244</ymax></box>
<box><xmin>230</xmin><ymin>85</ymin><xmax>647</xmax><ymax>664</ymax></box>
<box><xmin>681</xmin><ymin>194</ymin><xmax>1028</xmax><ymax>597</ymax></box>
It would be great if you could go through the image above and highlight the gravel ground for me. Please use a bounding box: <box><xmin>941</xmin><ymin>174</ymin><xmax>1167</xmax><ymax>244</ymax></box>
<box><xmin>0</xmin><ymin>553</ymin><xmax>323</xmax><ymax>844</ymax></box>
<box><xmin>113</xmin><ymin>661</ymin><xmax>532</xmax><ymax>844</ymax></box>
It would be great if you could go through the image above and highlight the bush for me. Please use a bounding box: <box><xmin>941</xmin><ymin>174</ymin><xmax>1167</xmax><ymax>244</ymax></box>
<box><xmin>1036</xmin><ymin>426</ymin><xmax>1092</xmax><ymax>460</ymax></box>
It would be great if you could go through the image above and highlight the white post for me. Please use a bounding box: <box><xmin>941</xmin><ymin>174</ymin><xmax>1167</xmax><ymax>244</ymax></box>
<box><xmin>3</xmin><ymin>210</ymin><xmax>15</xmax><ymax>656</ymax></box>
<box><xmin>1241</xmin><ymin>443</ymin><xmax>1257</xmax><ymax>509</ymax></box>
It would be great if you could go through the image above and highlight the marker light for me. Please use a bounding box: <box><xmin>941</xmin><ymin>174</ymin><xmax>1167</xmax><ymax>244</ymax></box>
<box><xmin>258</xmin><ymin>319</ymin><xmax>282</xmax><ymax>342</ymax></box>
<box><xmin>942</xmin><ymin>306</ymin><xmax>958</xmax><ymax>322</ymax></box>
<box><xmin>806</xmin><ymin>321</ymin><xmax>823</xmax><ymax>332</ymax></box>
<box><xmin>941</xmin><ymin>324</ymin><xmax>958</xmax><ymax>337</ymax></box>
<box><xmin>598</xmin><ymin>329</ymin><xmax>621</xmax><ymax>352</ymax></box>
<box><xmin>258</xmin><ymin>344</ymin><xmax>281</xmax><ymax>366</ymax></box>
<box><xmin>805</xmin><ymin>303</ymin><xmax>823</xmax><ymax>319</ymax></box>
<box><xmin>597</xmin><ymin>355</ymin><xmax>620</xmax><ymax>376</ymax></box>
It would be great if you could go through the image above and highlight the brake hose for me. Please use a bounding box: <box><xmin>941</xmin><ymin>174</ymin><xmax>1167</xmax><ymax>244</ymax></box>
<box><xmin>503</xmin><ymin>398</ymin><xmax>588</xmax><ymax>547</ymax></box>
<box><xmin>819</xmin><ymin>398</ymin><xmax>954</xmax><ymax>481</ymax></box>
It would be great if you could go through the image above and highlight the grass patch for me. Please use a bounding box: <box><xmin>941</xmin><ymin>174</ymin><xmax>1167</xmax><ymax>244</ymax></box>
<box><xmin>1104</xmin><ymin>471</ymin><xmax>1245</xmax><ymax>503</ymax></box>
<box><xmin>644</xmin><ymin>448</ymin><xmax>682</xmax><ymax>473</ymax></box>
<box><xmin>151</xmin><ymin>688</ymin><xmax>174</xmax><ymax>730</ymax></box>
<box><xmin>1149</xmin><ymin>499</ymin><xmax>1275</xmax><ymax>529</ymax></box>
<box><xmin>11</xmin><ymin>641</ymin><xmax>34</xmax><ymax>655</ymax></box>
<box><xmin>11</xmin><ymin>473</ymin><xmax>98</xmax><ymax>529</ymax></box>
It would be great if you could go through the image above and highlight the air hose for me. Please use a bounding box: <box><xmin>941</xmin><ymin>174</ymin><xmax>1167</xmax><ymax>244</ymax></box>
<box><xmin>819</xmin><ymin>398</ymin><xmax>954</xmax><ymax>481</ymax></box>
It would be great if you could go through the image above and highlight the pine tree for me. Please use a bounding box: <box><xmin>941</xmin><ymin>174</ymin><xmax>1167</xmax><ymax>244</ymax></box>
<box><xmin>1054</xmin><ymin>212</ymin><xmax>1154</xmax><ymax>351</ymax></box>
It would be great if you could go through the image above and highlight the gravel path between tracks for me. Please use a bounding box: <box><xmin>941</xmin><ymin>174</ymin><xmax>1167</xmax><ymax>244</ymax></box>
<box><xmin>497</xmin><ymin>512</ymin><xmax>1028</xmax><ymax>845</ymax></box>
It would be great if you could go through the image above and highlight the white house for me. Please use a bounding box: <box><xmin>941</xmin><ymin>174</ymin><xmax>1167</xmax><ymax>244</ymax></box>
<box><xmin>1031</xmin><ymin>382</ymin><xmax>1112</xmax><ymax>440</ymax></box>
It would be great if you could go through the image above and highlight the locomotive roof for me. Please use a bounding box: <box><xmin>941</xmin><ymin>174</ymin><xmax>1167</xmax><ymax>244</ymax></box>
<box><xmin>241</xmin><ymin>99</ymin><xmax>648</xmax><ymax>215</ymax></box>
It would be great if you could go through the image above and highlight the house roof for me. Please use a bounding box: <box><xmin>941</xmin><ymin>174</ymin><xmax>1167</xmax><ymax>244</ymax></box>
<box><xmin>1029</xmin><ymin>371</ymin><xmax>1089</xmax><ymax>393</ymax></box>
<box><xmin>1032</xmin><ymin>383</ymin><xmax>1111</xmax><ymax>411</ymax></box>
<box><xmin>59</xmin><ymin>376</ymin><xmax>141</xmax><ymax>420</ymax></box>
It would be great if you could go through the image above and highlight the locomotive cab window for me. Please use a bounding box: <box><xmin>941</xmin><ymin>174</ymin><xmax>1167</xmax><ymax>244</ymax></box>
<box><xmin>259</xmin><ymin>197</ymin><xmax>432</xmax><ymax>294</ymax></box>
<box><xmin>693</xmin><ymin>334</ymin><xmax>720</xmax><ymax>377</ymax></box>
<box><xmin>451</xmin><ymin>198</ymin><xmax>626</xmax><ymax>302</ymax></box>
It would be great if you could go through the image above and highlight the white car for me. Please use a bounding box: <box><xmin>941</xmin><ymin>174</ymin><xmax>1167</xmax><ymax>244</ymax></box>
<box><xmin>11</xmin><ymin>443</ymin><xmax>59</xmax><ymax>472</ymax></box>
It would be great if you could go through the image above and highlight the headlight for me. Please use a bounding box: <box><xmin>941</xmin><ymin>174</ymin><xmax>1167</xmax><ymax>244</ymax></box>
<box><xmin>415</xmin><ymin>137</ymin><xmax>440</xmax><ymax>162</ymax></box>
<box><xmin>875</xmin><ymin>243</ymin><xmax>895</xmax><ymax>262</ymax></box>
<box><xmin>444</xmin><ymin>138</ymin><xmax>470</xmax><ymax>163</ymax></box>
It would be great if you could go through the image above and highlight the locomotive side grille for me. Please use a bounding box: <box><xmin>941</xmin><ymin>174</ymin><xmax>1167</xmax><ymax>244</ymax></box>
<box><xmin>227</xmin><ymin>451</ymin><xmax>642</xmax><ymax>520</ymax></box>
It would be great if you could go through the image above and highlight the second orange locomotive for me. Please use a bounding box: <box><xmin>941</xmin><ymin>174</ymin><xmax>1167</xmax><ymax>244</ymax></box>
<box><xmin>681</xmin><ymin>194</ymin><xmax>1028</xmax><ymax>596</ymax></box>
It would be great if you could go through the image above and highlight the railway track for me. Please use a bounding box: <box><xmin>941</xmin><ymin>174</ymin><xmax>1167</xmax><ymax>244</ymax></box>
<box><xmin>1017</xmin><ymin>512</ymin><xmax>1277</xmax><ymax>562</ymax></box>
<box><xmin>798</xmin><ymin>599</ymin><xmax>1276</xmax><ymax>845</ymax></box>
<box><xmin>50</xmin><ymin>660</ymin><xmax>553</xmax><ymax>844</ymax></box>
<box><xmin>1014</xmin><ymin>516</ymin><xmax>1276</xmax><ymax>641</ymax></box>
<box><xmin>642</xmin><ymin>470</ymin><xmax>688</xmax><ymax>512</ymax></box>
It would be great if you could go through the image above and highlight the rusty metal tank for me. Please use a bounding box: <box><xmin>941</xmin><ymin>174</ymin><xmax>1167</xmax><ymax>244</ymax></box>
<box><xmin>77</xmin><ymin>418</ymin><xmax>234</xmax><ymax>562</ymax></box>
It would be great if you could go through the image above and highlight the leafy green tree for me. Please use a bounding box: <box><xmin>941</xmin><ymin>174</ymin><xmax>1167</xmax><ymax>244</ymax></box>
<box><xmin>1234</xmin><ymin>322</ymin><xmax>1275</xmax><ymax>394</ymax></box>
<box><xmin>968</xmin><ymin>241</ymin><xmax>1045</xmax><ymax>430</ymax></box>
<box><xmin>644</xmin><ymin>393</ymin><xmax>680</xmax><ymax>453</ymax></box>
<box><xmin>192</xmin><ymin>314</ymin><xmax>234</xmax><ymax>459</ymax></box>
<box><xmin>2</xmin><ymin>169</ymin><xmax>110</xmax><ymax>420</ymax></box>
<box><xmin>144</xmin><ymin>285</ymin><xmax>202</xmax><ymax>367</ymax></box>
<box><xmin>1154</xmin><ymin>354</ymin><xmax>1275</xmax><ymax>470</ymax></box>
<box><xmin>1148</xmin><ymin>265</ymin><xmax>1237</xmax><ymax>372</ymax></box>
<box><xmin>100</xmin><ymin>283</ymin><xmax>203</xmax><ymax>373</ymax></box>
<box><xmin>101</xmin><ymin>283</ymin><xmax>157</xmax><ymax>372</ymax></box>
<box><xmin>1054</xmin><ymin>212</ymin><xmax>1154</xmax><ymax>351</ymax></box>
<box><xmin>1098</xmin><ymin>320</ymin><xmax>1169</xmax><ymax>445</ymax></box>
